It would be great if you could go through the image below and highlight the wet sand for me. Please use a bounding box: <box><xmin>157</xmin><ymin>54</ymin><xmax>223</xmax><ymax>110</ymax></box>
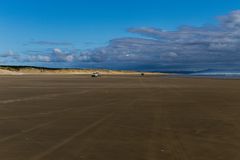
<box><xmin>0</xmin><ymin>75</ymin><xmax>240</xmax><ymax>160</ymax></box>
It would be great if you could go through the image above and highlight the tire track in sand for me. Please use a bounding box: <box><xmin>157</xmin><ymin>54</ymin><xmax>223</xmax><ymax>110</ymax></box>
<box><xmin>0</xmin><ymin>90</ymin><xmax>89</xmax><ymax>105</ymax></box>
<box><xmin>0</xmin><ymin>120</ymin><xmax>57</xmax><ymax>143</ymax></box>
<box><xmin>30</xmin><ymin>112</ymin><xmax>115</xmax><ymax>160</ymax></box>
<box><xmin>0</xmin><ymin>99</ymin><xmax>118</xmax><ymax>143</ymax></box>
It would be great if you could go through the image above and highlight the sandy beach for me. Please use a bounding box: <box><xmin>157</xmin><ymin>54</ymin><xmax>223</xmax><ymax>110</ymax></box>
<box><xmin>0</xmin><ymin>75</ymin><xmax>239</xmax><ymax>160</ymax></box>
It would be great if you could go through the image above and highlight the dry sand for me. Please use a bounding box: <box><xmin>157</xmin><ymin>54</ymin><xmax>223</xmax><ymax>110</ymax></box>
<box><xmin>0</xmin><ymin>75</ymin><xmax>239</xmax><ymax>160</ymax></box>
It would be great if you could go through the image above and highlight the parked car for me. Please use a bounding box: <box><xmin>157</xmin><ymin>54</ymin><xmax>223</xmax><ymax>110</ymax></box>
<box><xmin>92</xmin><ymin>72</ymin><xmax>101</xmax><ymax>77</ymax></box>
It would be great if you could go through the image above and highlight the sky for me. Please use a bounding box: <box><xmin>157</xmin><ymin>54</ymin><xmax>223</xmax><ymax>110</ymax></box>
<box><xmin>1</xmin><ymin>0</ymin><xmax>240</xmax><ymax>71</ymax></box>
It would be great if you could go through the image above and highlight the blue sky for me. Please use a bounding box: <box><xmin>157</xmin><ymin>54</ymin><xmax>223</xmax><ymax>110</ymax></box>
<box><xmin>1</xmin><ymin>0</ymin><xmax>240</xmax><ymax>71</ymax></box>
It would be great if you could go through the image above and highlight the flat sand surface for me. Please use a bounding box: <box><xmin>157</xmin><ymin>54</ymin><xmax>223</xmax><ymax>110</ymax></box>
<box><xmin>0</xmin><ymin>75</ymin><xmax>240</xmax><ymax>160</ymax></box>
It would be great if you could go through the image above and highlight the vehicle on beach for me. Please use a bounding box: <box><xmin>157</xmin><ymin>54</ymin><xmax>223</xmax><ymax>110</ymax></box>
<box><xmin>92</xmin><ymin>72</ymin><xmax>101</xmax><ymax>77</ymax></box>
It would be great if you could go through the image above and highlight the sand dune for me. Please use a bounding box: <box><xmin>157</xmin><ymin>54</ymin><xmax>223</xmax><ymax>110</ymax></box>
<box><xmin>0</xmin><ymin>66</ymin><xmax>163</xmax><ymax>75</ymax></box>
<box><xmin>0</xmin><ymin>69</ymin><xmax>23</xmax><ymax>75</ymax></box>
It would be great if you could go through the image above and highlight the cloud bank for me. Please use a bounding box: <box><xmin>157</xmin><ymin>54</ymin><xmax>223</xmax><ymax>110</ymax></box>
<box><xmin>1</xmin><ymin>10</ymin><xmax>240</xmax><ymax>71</ymax></box>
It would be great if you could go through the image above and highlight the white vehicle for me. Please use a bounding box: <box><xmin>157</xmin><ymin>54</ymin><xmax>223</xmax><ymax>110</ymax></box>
<box><xmin>91</xmin><ymin>72</ymin><xmax>101</xmax><ymax>77</ymax></box>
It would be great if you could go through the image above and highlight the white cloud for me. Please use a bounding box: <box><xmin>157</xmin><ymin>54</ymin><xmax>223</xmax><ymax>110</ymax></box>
<box><xmin>0</xmin><ymin>50</ymin><xmax>19</xmax><ymax>58</ymax></box>
<box><xmin>28</xmin><ymin>55</ymin><xmax>51</xmax><ymax>62</ymax></box>
<box><xmin>52</xmin><ymin>48</ymin><xmax>75</xmax><ymax>62</ymax></box>
<box><xmin>219</xmin><ymin>10</ymin><xmax>240</xmax><ymax>30</ymax></box>
<box><xmin>65</xmin><ymin>55</ymin><xmax>74</xmax><ymax>62</ymax></box>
